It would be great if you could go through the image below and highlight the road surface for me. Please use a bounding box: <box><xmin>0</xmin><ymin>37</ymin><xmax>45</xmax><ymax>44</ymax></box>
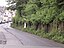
<box><xmin>0</xmin><ymin>23</ymin><xmax>64</xmax><ymax>48</ymax></box>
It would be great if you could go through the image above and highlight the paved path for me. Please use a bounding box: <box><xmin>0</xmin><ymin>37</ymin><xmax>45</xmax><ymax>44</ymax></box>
<box><xmin>0</xmin><ymin>23</ymin><xmax>64</xmax><ymax>48</ymax></box>
<box><xmin>0</xmin><ymin>27</ymin><xmax>23</xmax><ymax>48</ymax></box>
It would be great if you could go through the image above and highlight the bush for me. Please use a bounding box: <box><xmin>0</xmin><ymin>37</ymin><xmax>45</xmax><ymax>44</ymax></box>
<box><xmin>46</xmin><ymin>32</ymin><xmax>64</xmax><ymax>43</ymax></box>
<box><xmin>11</xmin><ymin>23</ymin><xmax>64</xmax><ymax>44</ymax></box>
<box><xmin>52</xmin><ymin>35</ymin><xmax>64</xmax><ymax>43</ymax></box>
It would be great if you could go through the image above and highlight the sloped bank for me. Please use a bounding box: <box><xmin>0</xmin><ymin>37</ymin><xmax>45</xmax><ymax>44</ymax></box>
<box><xmin>11</xmin><ymin>23</ymin><xmax>64</xmax><ymax>44</ymax></box>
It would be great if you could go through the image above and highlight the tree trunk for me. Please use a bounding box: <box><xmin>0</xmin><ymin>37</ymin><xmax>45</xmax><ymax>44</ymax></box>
<box><xmin>43</xmin><ymin>24</ymin><xmax>50</xmax><ymax>33</ymax></box>
<box><xmin>52</xmin><ymin>20</ymin><xmax>58</xmax><ymax>32</ymax></box>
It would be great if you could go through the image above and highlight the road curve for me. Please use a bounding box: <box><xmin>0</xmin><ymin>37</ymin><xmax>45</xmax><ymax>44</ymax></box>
<box><xmin>0</xmin><ymin>23</ymin><xmax>64</xmax><ymax>48</ymax></box>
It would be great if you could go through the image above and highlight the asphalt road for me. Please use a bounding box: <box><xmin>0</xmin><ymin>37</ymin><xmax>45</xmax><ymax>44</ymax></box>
<box><xmin>0</xmin><ymin>23</ymin><xmax>64</xmax><ymax>48</ymax></box>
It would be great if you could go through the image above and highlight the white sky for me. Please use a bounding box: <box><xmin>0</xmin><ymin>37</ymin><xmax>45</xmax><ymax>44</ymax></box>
<box><xmin>0</xmin><ymin>0</ymin><xmax>7</xmax><ymax>6</ymax></box>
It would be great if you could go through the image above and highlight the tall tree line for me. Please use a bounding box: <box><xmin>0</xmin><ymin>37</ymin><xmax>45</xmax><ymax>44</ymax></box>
<box><xmin>7</xmin><ymin>0</ymin><xmax>64</xmax><ymax>33</ymax></box>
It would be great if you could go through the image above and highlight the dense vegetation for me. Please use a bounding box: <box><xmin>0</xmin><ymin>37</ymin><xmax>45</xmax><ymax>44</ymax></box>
<box><xmin>8</xmin><ymin>0</ymin><xmax>64</xmax><ymax>44</ymax></box>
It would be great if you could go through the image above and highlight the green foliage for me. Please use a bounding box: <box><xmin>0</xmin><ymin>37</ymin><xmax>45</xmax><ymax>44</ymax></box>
<box><xmin>11</xmin><ymin>0</ymin><xmax>64</xmax><ymax>44</ymax></box>
<box><xmin>57</xmin><ymin>11</ymin><xmax>64</xmax><ymax>22</ymax></box>
<box><xmin>23</xmin><ymin>0</ymin><xmax>58</xmax><ymax>25</ymax></box>
<box><xmin>23</xmin><ymin>27</ymin><xmax>64</xmax><ymax>43</ymax></box>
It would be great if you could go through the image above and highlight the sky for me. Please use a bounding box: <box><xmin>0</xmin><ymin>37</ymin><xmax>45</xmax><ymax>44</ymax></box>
<box><xmin>0</xmin><ymin>0</ymin><xmax>7</xmax><ymax>6</ymax></box>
